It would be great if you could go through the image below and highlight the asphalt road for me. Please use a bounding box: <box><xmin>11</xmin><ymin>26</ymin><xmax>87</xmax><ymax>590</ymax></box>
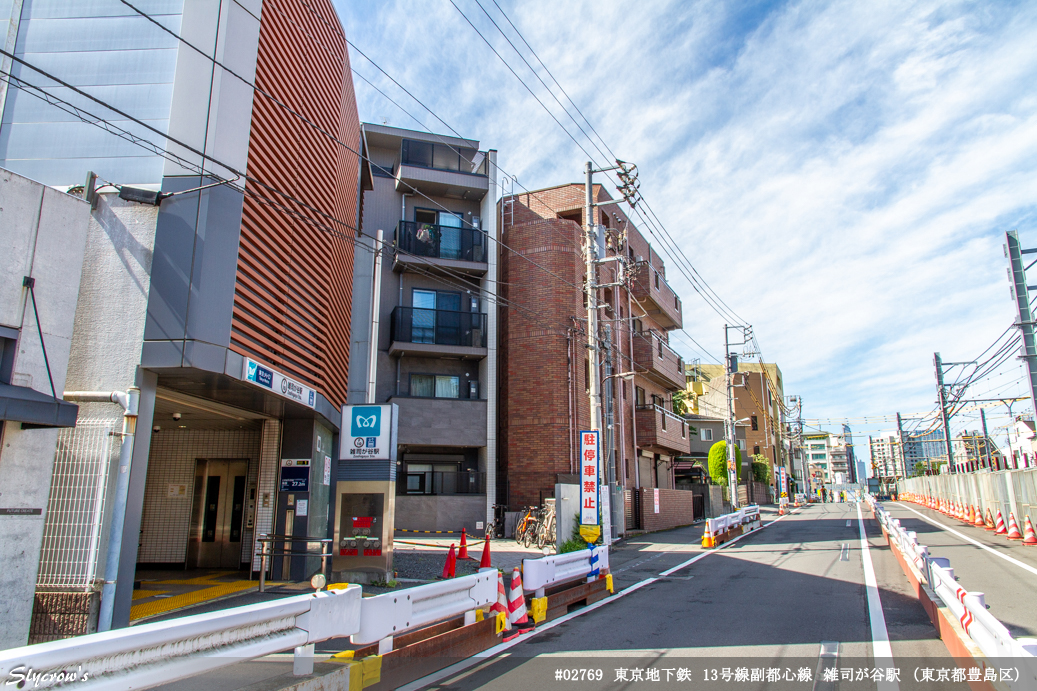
<box><xmin>881</xmin><ymin>500</ymin><xmax>1037</xmax><ymax>638</ymax></box>
<box><xmin>407</xmin><ymin>503</ymin><xmax>950</xmax><ymax>691</ymax></box>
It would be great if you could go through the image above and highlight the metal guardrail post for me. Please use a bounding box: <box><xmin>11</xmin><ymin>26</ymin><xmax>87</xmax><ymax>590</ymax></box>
<box><xmin>259</xmin><ymin>539</ymin><xmax>269</xmax><ymax>593</ymax></box>
<box><xmin>322</xmin><ymin>540</ymin><xmax>330</xmax><ymax>581</ymax></box>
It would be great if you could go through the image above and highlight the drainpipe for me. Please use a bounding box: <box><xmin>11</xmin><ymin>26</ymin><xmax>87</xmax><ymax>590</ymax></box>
<box><xmin>567</xmin><ymin>329</ymin><xmax>575</xmax><ymax>475</ymax></box>
<box><xmin>63</xmin><ymin>388</ymin><xmax>140</xmax><ymax>632</ymax></box>
<box><xmin>627</xmin><ymin>290</ymin><xmax>640</xmax><ymax>490</ymax></box>
<box><xmin>367</xmin><ymin>229</ymin><xmax>384</xmax><ymax>404</ymax></box>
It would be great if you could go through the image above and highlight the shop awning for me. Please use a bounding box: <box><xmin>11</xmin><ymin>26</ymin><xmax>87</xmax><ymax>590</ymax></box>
<box><xmin>0</xmin><ymin>382</ymin><xmax>78</xmax><ymax>428</ymax></box>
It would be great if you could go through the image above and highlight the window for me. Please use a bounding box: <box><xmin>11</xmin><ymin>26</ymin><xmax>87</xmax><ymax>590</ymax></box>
<box><xmin>737</xmin><ymin>439</ymin><xmax>746</xmax><ymax>451</ymax></box>
<box><xmin>810</xmin><ymin>443</ymin><xmax>825</xmax><ymax>450</ymax></box>
<box><xmin>635</xmin><ymin>386</ymin><xmax>645</xmax><ymax>406</ymax></box>
<box><xmin>701</xmin><ymin>428</ymin><xmax>713</xmax><ymax>441</ymax></box>
<box><xmin>751</xmin><ymin>415</ymin><xmax>758</xmax><ymax>431</ymax></box>
<box><xmin>410</xmin><ymin>374</ymin><xmax>460</xmax><ymax>398</ymax></box>
<box><xmin>412</xmin><ymin>288</ymin><xmax>461</xmax><ymax>344</ymax></box>
<box><xmin>584</xmin><ymin>358</ymin><xmax>590</xmax><ymax>393</ymax></box>
<box><xmin>811</xmin><ymin>453</ymin><xmax>826</xmax><ymax>460</ymax></box>
<box><xmin>633</xmin><ymin>319</ymin><xmax>643</xmax><ymax>333</ymax></box>
<box><xmin>654</xmin><ymin>271</ymin><xmax>660</xmax><ymax>290</ymax></box>
<box><xmin>753</xmin><ymin>445</ymin><xmax>760</xmax><ymax>455</ymax></box>
<box><xmin>414</xmin><ymin>208</ymin><xmax>464</xmax><ymax>259</ymax></box>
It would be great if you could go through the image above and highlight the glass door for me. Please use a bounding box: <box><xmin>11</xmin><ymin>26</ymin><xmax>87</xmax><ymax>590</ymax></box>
<box><xmin>412</xmin><ymin>289</ymin><xmax>436</xmax><ymax>344</ymax></box>
<box><xmin>438</xmin><ymin>212</ymin><xmax>463</xmax><ymax>259</ymax></box>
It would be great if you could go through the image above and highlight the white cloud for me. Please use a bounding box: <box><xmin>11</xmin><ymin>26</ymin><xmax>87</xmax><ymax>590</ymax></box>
<box><xmin>335</xmin><ymin>0</ymin><xmax>1037</xmax><ymax>435</ymax></box>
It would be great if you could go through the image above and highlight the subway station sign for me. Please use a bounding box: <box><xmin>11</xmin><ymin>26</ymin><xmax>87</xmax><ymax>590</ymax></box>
<box><xmin>243</xmin><ymin>357</ymin><xmax>315</xmax><ymax>408</ymax></box>
<box><xmin>340</xmin><ymin>404</ymin><xmax>399</xmax><ymax>461</ymax></box>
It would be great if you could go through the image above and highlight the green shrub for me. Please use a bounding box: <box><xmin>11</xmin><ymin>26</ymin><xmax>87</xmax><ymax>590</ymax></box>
<box><xmin>560</xmin><ymin>513</ymin><xmax>597</xmax><ymax>553</ymax></box>
<box><xmin>751</xmin><ymin>455</ymin><xmax>771</xmax><ymax>483</ymax></box>
<box><xmin>707</xmin><ymin>441</ymin><xmax>742</xmax><ymax>486</ymax></box>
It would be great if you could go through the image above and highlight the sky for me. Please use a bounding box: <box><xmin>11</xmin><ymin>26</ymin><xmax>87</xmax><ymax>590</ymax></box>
<box><xmin>334</xmin><ymin>0</ymin><xmax>1037</xmax><ymax>443</ymax></box>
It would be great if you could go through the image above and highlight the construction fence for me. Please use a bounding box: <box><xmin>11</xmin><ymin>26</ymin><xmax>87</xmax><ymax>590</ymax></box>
<box><xmin>898</xmin><ymin>469</ymin><xmax>1037</xmax><ymax>526</ymax></box>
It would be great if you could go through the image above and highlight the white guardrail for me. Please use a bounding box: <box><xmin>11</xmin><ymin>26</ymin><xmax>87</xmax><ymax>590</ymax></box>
<box><xmin>0</xmin><ymin>585</ymin><xmax>362</xmax><ymax>690</ymax></box>
<box><xmin>704</xmin><ymin>504</ymin><xmax>761</xmax><ymax>537</ymax></box>
<box><xmin>867</xmin><ymin>495</ymin><xmax>1037</xmax><ymax>682</ymax></box>
<box><xmin>522</xmin><ymin>545</ymin><xmax>609</xmax><ymax>596</ymax></box>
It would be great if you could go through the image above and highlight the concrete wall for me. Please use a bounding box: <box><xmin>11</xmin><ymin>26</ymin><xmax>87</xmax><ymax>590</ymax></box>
<box><xmin>393</xmin><ymin>397</ymin><xmax>487</xmax><ymax>447</ymax></box>
<box><xmin>0</xmin><ymin>169</ymin><xmax>90</xmax><ymax>649</ymax></box>
<box><xmin>394</xmin><ymin>494</ymin><xmax>485</xmax><ymax>533</ymax></box>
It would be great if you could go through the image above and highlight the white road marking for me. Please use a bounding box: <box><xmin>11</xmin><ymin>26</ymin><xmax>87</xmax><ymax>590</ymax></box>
<box><xmin>840</xmin><ymin>543</ymin><xmax>849</xmax><ymax>561</ymax></box>
<box><xmin>857</xmin><ymin>502</ymin><xmax>898</xmax><ymax>691</ymax></box>
<box><xmin>897</xmin><ymin>504</ymin><xmax>1037</xmax><ymax>579</ymax></box>
<box><xmin>812</xmin><ymin>640</ymin><xmax>839</xmax><ymax>691</ymax></box>
<box><xmin>846</xmin><ymin>520</ymin><xmax>852</xmax><ymax>527</ymax></box>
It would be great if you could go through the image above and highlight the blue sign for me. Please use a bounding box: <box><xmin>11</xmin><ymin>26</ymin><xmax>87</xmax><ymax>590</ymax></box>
<box><xmin>246</xmin><ymin>360</ymin><xmax>274</xmax><ymax>388</ymax></box>
<box><xmin>351</xmin><ymin>406</ymin><xmax>382</xmax><ymax>437</ymax></box>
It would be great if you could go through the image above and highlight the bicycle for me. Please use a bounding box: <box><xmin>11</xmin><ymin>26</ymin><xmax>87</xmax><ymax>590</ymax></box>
<box><xmin>535</xmin><ymin>505</ymin><xmax>555</xmax><ymax>549</ymax></box>
<box><xmin>515</xmin><ymin>506</ymin><xmax>538</xmax><ymax>547</ymax></box>
<box><xmin>486</xmin><ymin>504</ymin><xmax>507</xmax><ymax>540</ymax></box>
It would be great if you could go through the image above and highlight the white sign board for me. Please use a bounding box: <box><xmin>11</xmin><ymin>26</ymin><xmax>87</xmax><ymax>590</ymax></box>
<box><xmin>323</xmin><ymin>455</ymin><xmax>331</xmax><ymax>485</ymax></box>
<box><xmin>296</xmin><ymin>499</ymin><xmax>308</xmax><ymax>517</ymax></box>
<box><xmin>341</xmin><ymin>404</ymin><xmax>399</xmax><ymax>461</ymax></box>
<box><xmin>243</xmin><ymin>357</ymin><xmax>316</xmax><ymax>408</ymax></box>
<box><xmin>653</xmin><ymin>488</ymin><xmax>660</xmax><ymax>514</ymax></box>
<box><xmin>579</xmin><ymin>430</ymin><xmax>599</xmax><ymax>525</ymax></box>
<box><xmin>600</xmin><ymin>489</ymin><xmax>612</xmax><ymax>546</ymax></box>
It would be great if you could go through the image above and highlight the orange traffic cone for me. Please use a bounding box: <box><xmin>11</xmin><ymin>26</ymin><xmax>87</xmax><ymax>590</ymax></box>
<box><xmin>441</xmin><ymin>543</ymin><xmax>457</xmax><ymax>578</ymax></box>
<box><xmin>480</xmin><ymin>533</ymin><xmax>492</xmax><ymax>568</ymax></box>
<box><xmin>489</xmin><ymin>570</ymin><xmax>512</xmax><ymax>634</ymax></box>
<box><xmin>1007</xmin><ymin>513</ymin><xmax>1023</xmax><ymax>540</ymax></box>
<box><xmin>509</xmin><ymin>566</ymin><xmax>530</xmax><ymax>629</ymax></box>
<box><xmin>974</xmin><ymin>506</ymin><xmax>985</xmax><ymax>528</ymax></box>
<box><xmin>458</xmin><ymin>528</ymin><xmax>469</xmax><ymax>560</ymax></box>
<box><xmin>1023</xmin><ymin>517</ymin><xmax>1037</xmax><ymax>546</ymax></box>
<box><xmin>984</xmin><ymin>508</ymin><xmax>995</xmax><ymax>531</ymax></box>
<box><xmin>995</xmin><ymin>510</ymin><xmax>1007</xmax><ymax>534</ymax></box>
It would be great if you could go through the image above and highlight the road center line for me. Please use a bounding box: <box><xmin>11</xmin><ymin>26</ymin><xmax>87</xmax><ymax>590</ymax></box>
<box><xmin>896</xmin><ymin>504</ymin><xmax>1037</xmax><ymax>579</ymax></box>
<box><xmin>857</xmin><ymin>503</ymin><xmax>898</xmax><ymax>691</ymax></box>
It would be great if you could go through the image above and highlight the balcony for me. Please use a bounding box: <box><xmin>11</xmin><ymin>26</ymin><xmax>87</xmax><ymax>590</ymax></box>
<box><xmin>389</xmin><ymin>306</ymin><xmax>487</xmax><ymax>359</ymax></box>
<box><xmin>635</xmin><ymin>404</ymin><xmax>692</xmax><ymax>455</ymax></box>
<box><xmin>396</xmin><ymin>139</ymin><xmax>490</xmax><ymax>200</ymax></box>
<box><xmin>633</xmin><ymin>330</ymin><xmax>686</xmax><ymax>391</ymax></box>
<box><xmin>631</xmin><ymin>267</ymin><xmax>682</xmax><ymax>330</ymax></box>
<box><xmin>394</xmin><ymin>221</ymin><xmax>487</xmax><ymax>276</ymax></box>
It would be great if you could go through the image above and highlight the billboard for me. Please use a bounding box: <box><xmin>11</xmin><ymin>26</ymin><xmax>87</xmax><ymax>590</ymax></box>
<box><xmin>340</xmin><ymin>404</ymin><xmax>399</xmax><ymax>461</ymax></box>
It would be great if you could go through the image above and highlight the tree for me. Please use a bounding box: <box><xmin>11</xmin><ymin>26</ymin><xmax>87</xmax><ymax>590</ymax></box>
<box><xmin>751</xmin><ymin>454</ymin><xmax>771</xmax><ymax>483</ymax></box>
<box><xmin>672</xmin><ymin>389</ymin><xmax>690</xmax><ymax>416</ymax></box>
<box><xmin>707</xmin><ymin>441</ymin><xmax>742</xmax><ymax>486</ymax></box>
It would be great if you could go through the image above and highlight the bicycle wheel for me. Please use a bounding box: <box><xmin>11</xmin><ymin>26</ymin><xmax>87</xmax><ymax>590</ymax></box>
<box><xmin>522</xmin><ymin>521</ymin><xmax>535</xmax><ymax>548</ymax></box>
<box><xmin>535</xmin><ymin>524</ymin><xmax>547</xmax><ymax>549</ymax></box>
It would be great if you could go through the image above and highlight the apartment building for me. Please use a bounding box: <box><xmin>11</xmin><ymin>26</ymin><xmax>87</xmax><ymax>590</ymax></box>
<box><xmin>0</xmin><ymin>0</ymin><xmax>361</xmax><ymax>644</ymax></box>
<box><xmin>697</xmin><ymin>362</ymin><xmax>787</xmax><ymax>486</ymax></box>
<box><xmin>804</xmin><ymin>431</ymin><xmax>851</xmax><ymax>484</ymax></box>
<box><xmin>499</xmin><ymin>183</ymin><xmax>689</xmax><ymax>532</ymax></box>
<box><xmin>347</xmin><ymin>124</ymin><xmax>498</xmax><ymax>533</ymax></box>
<box><xmin>869</xmin><ymin>435</ymin><xmax>904</xmax><ymax>480</ymax></box>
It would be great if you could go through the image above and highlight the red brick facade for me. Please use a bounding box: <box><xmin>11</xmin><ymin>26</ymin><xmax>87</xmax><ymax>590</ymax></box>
<box><xmin>500</xmin><ymin>184</ymin><xmax>688</xmax><ymax>509</ymax></box>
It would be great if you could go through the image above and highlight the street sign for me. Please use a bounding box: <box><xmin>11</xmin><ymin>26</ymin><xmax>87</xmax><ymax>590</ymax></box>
<box><xmin>340</xmin><ymin>404</ymin><xmax>399</xmax><ymax>461</ymax></box>
<box><xmin>243</xmin><ymin>357</ymin><xmax>316</xmax><ymax>408</ymax></box>
<box><xmin>579</xmin><ymin>430</ymin><xmax>599</xmax><ymax>525</ymax></box>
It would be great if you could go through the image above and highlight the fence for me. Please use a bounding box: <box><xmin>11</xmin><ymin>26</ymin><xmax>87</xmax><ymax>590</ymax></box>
<box><xmin>869</xmin><ymin>496</ymin><xmax>1037</xmax><ymax>680</ymax></box>
<box><xmin>37</xmin><ymin>418</ymin><xmax>120</xmax><ymax>590</ymax></box>
<box><xmin>898</xmin><ymin>469</ymin><xmax>1037</xmax><ymax>528</ymax></box>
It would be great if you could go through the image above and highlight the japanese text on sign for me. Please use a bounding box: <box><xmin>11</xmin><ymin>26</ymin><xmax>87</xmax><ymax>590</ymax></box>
<box><xmin>579</xmin><ymin>430</ymin><xmax>599</xmax><ymax>525</ymax></box>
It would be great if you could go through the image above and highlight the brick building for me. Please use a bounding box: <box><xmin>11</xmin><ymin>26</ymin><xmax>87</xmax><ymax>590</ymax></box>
<box><xmin>499</xmin><ymin>183</ymin><xmax>689</xmax><ymax>529</ymax></box>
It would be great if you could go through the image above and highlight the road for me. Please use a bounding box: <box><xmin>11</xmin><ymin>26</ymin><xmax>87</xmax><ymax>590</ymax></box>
<box><xmin>881</xmin><ymin>500</ymin><xmax>1037</xmax><ymax>639</ymax></box>
<box><xmin>405</xmin><ymin>502</ymin><xmax>950</xmax><ymax>691</ymax></box>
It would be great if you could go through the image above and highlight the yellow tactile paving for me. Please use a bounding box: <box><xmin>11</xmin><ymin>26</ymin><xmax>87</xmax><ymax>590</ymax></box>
<box><xmin>129</xmin><ymin>581</ymin><xmax>257</xmax><ymax>620</ymax></box>
<box><xmin>148</xmin><ymin>572</ymin><xmax>224</xmax><ymax>585</ymax></box>
<box><xmin>132</xmin><ymin>589</ymin><xmax>168</xmax><ymax>600</ymax></box>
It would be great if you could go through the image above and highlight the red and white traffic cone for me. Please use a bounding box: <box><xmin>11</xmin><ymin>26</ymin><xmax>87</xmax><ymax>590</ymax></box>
<box><xmin>479</xmin><ymin>534</ymin><xmax>492</xmax><ymax>569</ymax></box>
<box><xmin>489</xmin><ymin>570</ymin><xmax>512</xmax><ymax>635</ymax></box>
<box><xmin>966</xmin><ymin>505</ymin><xmax>975</xmax><ymax>524</ymax></box>
<box><xmin>984</xmin><ymin>508</ymin><xmax>996</xmax><ymax>531</ymax></box>
<box><xmin>441</xmin><ymin>543</ymin><xmax>457</xmax><ymax>578</ymax></box>
<box><xmin>1023</xmin><ymin>517</ymin><xmax>1037</xmax><ymax>546</ymax></box>
<box><xmin>509</xmin><ymin>566</ymin><xmax>531</xmax><ymax>630</ymax></box>
<box><xmin>973</xmin><ymin>506</ymin><xmax>985</xmax><ymax>528</ymax></box>
<box><xmin>994</xmin><ymin>510</ymin><xmax>1007</xmax><ymax>535</ymax></box>
<box><xmin>1007</xmin><ymin>513</ymin><xmax>1023</xmax><ymax>540</ymax></box>
<box><xmin>458</xmin><ymin>529</ymin><xmax>469</xmax><ymax>560</ymax></box>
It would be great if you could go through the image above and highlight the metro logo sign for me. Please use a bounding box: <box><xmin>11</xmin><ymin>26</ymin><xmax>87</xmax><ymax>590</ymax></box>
<box><xmin>243</xmin><ymin>357</ymin><xmax>315</xmax><ymax>409</ymax></box>
<box><xmin>579</xmin><ymin>430</ymin><xmax>599</xmax><ymax>525</ymax></box>
<box><xmin>341</xmin><ymin>404</ymin><xmax>398</xmax><ymax>462</ymax></box>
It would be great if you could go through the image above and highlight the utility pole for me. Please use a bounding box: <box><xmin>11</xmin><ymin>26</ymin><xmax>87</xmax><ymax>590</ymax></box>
<box><xmin>1006</xmin><ymin>230</ymin><xmax>1037</xmax><ymax>424</ymax></box>
<box><xmin>934</xmin><ymin>352</ymin><xmax>955</xmax><ymax>473</ymax></box>
<box><xmin>980</xmin><ymin>407</ymin><xmax>992</xmax><ymax>469</ymax></box>
<box><xmin>895</xmin><ymin>412</ymin><xmax>907</xmax><ymax>478</ymax></box>
<box><xmin>584</xmin><ymin>161</ymin><xmax>602</xmax><ymax>436</ymax></box>
<box><xmin>725</xmin><ymin>325</ymin><xmax>739</xmax><ymax>507</ymax></box>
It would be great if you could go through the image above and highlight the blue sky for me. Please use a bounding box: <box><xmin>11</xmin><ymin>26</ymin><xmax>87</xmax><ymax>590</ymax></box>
<box><xmin>334</xmin><ymin>0</ymin><xmax>1037</xmax><ymax>442</ymax></box>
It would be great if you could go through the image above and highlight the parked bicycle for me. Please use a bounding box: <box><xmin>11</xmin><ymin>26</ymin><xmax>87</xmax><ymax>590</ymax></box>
<box><xmin>485</xmin><ymin>504</ymin><xmax>507</xmax><ymax>539</ymax></box>
<box><xmin>535</xmin><ymin>504</ymin><xmax>556</xmax><ymax>549</ymax></box>
<box><xmin>514</xmin><ymin>506</ymin><xmax>539</xmax><ymax>546</ymax></box>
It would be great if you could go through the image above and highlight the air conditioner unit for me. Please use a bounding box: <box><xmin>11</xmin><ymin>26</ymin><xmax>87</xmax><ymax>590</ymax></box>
<box><xmin>636</xmin><ymin>255</ymin><xmax>645</xmax><ymax>264</ymax></box>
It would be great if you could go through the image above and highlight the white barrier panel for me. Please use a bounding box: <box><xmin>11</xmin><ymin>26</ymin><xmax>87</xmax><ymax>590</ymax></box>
<box><xmin>351</xmin><ymin>570</ymin><xmax>497</xmax><ymax>645</ymax></box>
<box><xmin>522</xmin><ymin>546</ymin><xmax>609</xmax><ymax>593</ymax></box>
<box><xmin>0</xmin><ymin>586</ymin><xmax>361</xmax><ymax>690</ymax></box>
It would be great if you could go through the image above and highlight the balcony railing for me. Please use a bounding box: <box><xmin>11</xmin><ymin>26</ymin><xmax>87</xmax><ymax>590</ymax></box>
<box><xmin>635</xmin><ymin>403</ymin><xmax>691</xmax><ymax>455</ymax></box>
<box><xmin>400</xmin><ymin>139</ymin><xmax>489</xmax><ymax>176</ymax></box>
<box><xmin>632</xmin><ymin>330</ymin><xmax>685</xmax><ymax>390</ymax></box>
<box><xmin>390</xmin><ymin>307</ymin><xmax>487</xmax><ymax>348</ymax></box>
<box><xmin>396</xmin><ymin>221</ymin><xmax>486</xmax><ymax>263</ymax></box>
<box><xmin>399</xmin><ymin>471</ymin><xmax>486</xmax><ymax>496</ymax></box>
<box><xmin>631</xmin><ymin>267</ymin><xmax>683</xmax><ymax>330</ymax></box>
